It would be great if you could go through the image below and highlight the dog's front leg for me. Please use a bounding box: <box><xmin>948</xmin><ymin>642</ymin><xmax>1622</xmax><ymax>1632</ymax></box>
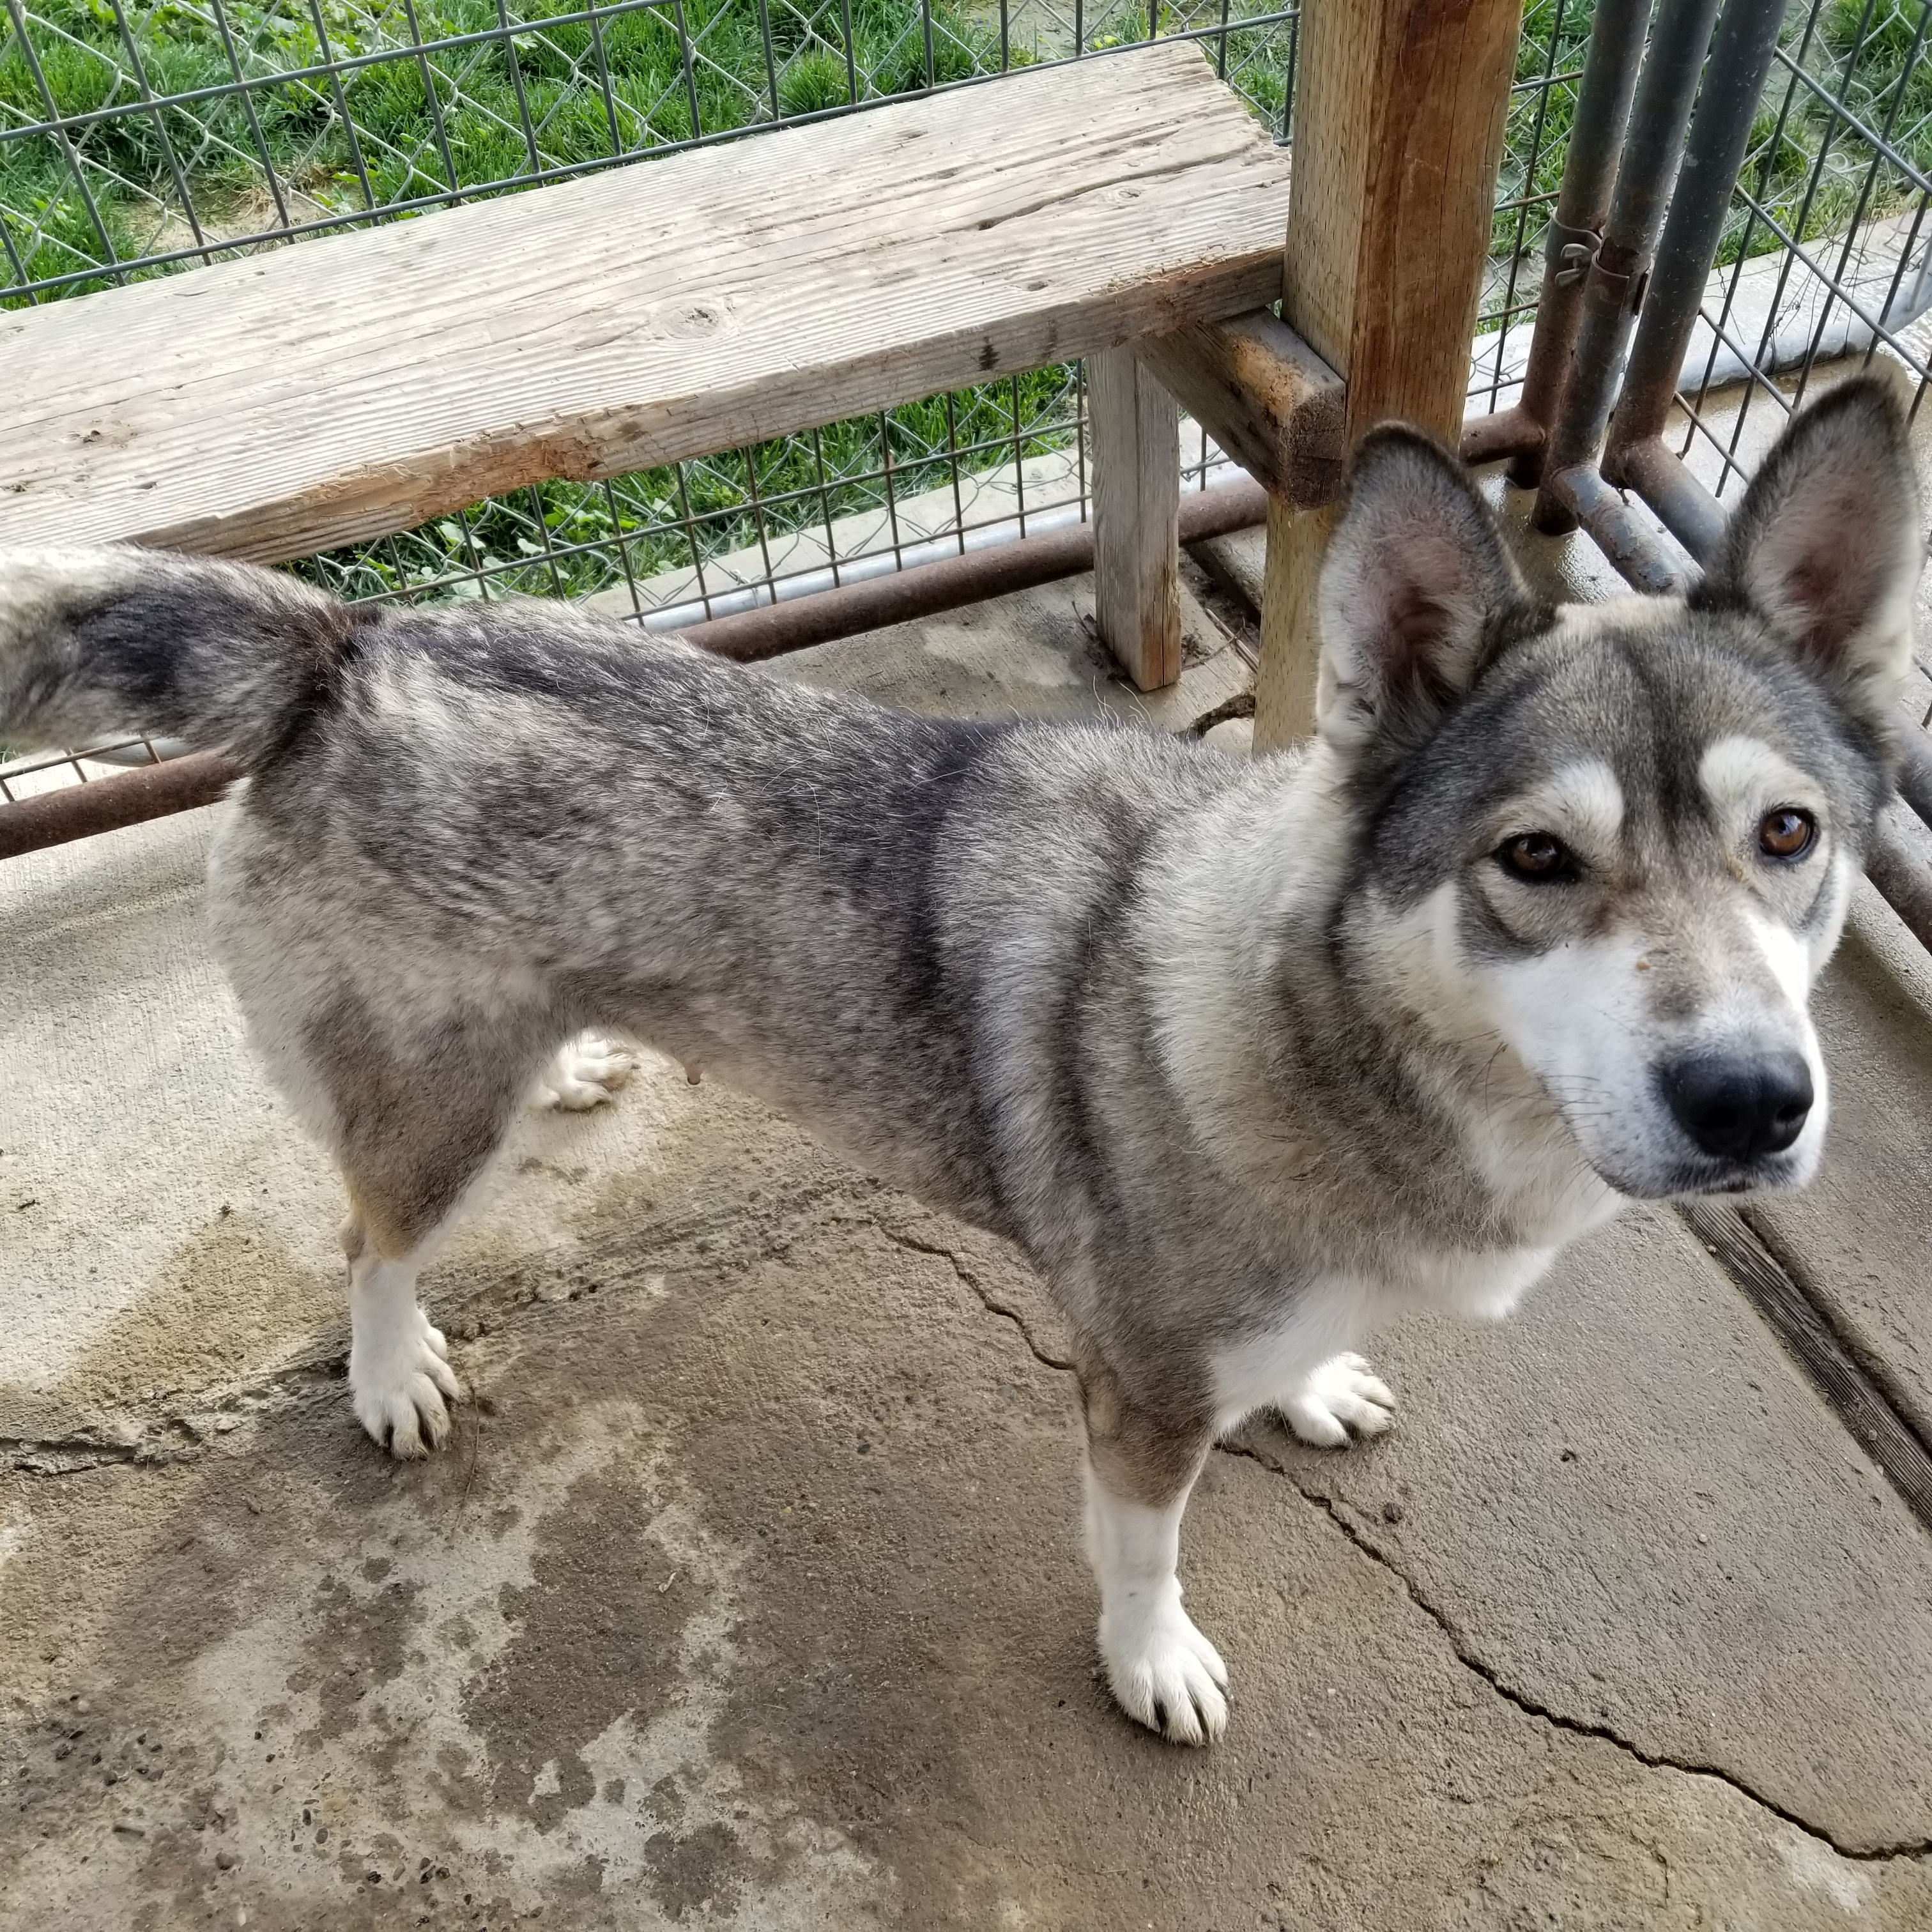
<box><xmin>1078</xmin><ymin>1360</ymin><xmax>1225</xmax><ymax>1745</ymax></box>
<box><xmin>1278</xmin><ymin>1351</ymin><xmax>1395</xmax><ymax>1448</ymax></box>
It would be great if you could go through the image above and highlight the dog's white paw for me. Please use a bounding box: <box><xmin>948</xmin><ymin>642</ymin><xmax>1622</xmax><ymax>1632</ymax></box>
<box><xmin>349</xmin><ymin>1305</ymin><xmax>464</xmax><ymax>1459</ymax></box>
<box><xmin>529</xmin><ymin>1032</ymin><xmax>636</xmax><ymax>1112</ymax></box>
<box><xmin>1100</xmin><ymin>1590</ymin><xmax>1229</xmax><ymax>1746</ymax></box>
<box><xmin>1280</xmin><ymin>1351</ymin><xmax>1395</xmax><ymax>1449</ymax></box>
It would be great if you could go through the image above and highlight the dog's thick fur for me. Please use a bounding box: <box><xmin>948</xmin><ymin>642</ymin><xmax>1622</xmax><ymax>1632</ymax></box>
<box><xmin>3</xmin><ymin>379</ymin><xmax>1920</xmax><ymax>1745</ymax></box>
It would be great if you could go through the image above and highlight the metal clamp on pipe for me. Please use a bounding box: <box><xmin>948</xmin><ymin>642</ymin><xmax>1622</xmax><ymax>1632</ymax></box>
<box><xmin>1545</xmin><ymin>218</ymin><xmax>1604</xmax><ymax>289</ymax></box>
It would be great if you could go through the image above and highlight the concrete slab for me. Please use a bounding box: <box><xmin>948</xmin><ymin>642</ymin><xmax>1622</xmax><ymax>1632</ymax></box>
<box><xmin>4</xmin><ymin>569</ymin><xmax>1932</xmax><ymax>1926</ymax></box>
<box><xmin>7</xmin><ymin>1180</ymin><xmax>1931</xmax><ymax>1930</ymax></box>
<box><xmin>1230</xmin><ymin>1205</ymin><xmax>1932</xmax><ymax>1855</ymax></box>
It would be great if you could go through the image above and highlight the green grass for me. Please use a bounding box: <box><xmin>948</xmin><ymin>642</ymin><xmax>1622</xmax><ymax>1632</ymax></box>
<box><xmin>293</xmin><ymin>366</ymin><xmax>1085</xmax><ymax>604</ymax></box>
<box><xmin>0</xmin><ymin>0</ymin><xmax>1032</xmax><ymax>294</ymax></box>
<box><xmin>1715</xmin><ymin>0</ymin><xmax>1932</xmax><ymax>266</ymax></box>
<box><xmin>1478</xmin><ymin>0</ymin><xmax>1932</xmax><ymax>330</ymax></box>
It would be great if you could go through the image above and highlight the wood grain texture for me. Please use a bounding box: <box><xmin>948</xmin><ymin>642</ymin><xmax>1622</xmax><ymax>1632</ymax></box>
<box><xmin>0</xmin><ymin>43</ymin><xmax>1292</xmax><ymax>565</ymax></box>
<box><xmin>1088</xmin><ymin>346</ymin><xmax>1181</xmax><ymax>691</ymax></box>
<box><xmin>1252</xmin><ymin>497</ymin><xmax>1330</xmax><ymax>746</ymax></box>
<box><xmin>1280</xmin><ymin>0</ymin><xmax>1522</xmax><ymax>443</ymax></box>
<box><xmin>1254</xmin><ymin>0</ymin><xmax>1524</xmax><ymax>749</ymax></box>
<box><xmin>1136</xmin><ymin>309</ymin><xmax>1345</xmax><ymax>505</ymax></box>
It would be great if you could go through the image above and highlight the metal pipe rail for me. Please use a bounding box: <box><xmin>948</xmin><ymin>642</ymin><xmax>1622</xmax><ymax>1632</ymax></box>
<box><xmin>1602</xmin><ymin>0</ymin><xmax>1791</xmax><ymax>563</ymax></box>
<box><xmin>1478</xmin><ymin>0</ymin><xmax>1655</xmax><ymax>487</ymax></box>
<box><xmin>1530</xmin><ymin>0</ymin><xmax>1726</xmax><ymax>536</ymax></box>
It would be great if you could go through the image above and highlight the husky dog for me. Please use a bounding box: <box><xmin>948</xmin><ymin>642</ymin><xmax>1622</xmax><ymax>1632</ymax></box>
<box><xmin>1</xmin><ymin>379</ymin><xmax>1920</xmax><ymax>1745</ymax></box>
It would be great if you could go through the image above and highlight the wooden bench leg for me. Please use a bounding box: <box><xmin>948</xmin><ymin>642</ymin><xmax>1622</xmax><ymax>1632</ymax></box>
<box><xmin>1253</xmin><ymin>498</ymin><xmax>1332</xmax><ymax>747</ymax></box>
<box><xmin>1252</xmin><ymin>0</ymin><xmax>1525</xmax><ymax>749</ymax></box>
<box><xmin>1088</xmin><ymin>346</ymin><xmax>1181</xmax><ymax>692</ymax></box>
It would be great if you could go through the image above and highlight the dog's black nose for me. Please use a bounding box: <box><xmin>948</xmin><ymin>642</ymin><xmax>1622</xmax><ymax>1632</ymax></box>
<box><xmin>1659</xmin><ymin>1052</ymin><xmax>1814</xmax><ymax>1162</ymax></box>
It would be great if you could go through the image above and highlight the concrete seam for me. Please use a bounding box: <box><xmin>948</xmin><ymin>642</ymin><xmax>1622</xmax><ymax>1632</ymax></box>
<box><xmin>872</xmin><ymin>1223</ymin><xmax>1077</xmax><ymax>1373</ymax></box>
<box><xmin>1705</xmin><ymin>1200</ymin><xmax>1932</xmax><ymax>1537</ymax></box>
<box><xmin>875</xmin><ymin>1229</ymin><xmax>1932</xmax><ymax>1864</ymax></box>
<box><xmin>1215</xmin><ymin>1438</ymin><xmax>1932</xmax><ymax>1867</ymax></box>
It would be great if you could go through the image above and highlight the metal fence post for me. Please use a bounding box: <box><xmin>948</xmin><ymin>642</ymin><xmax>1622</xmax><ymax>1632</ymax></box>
<box><xmin>1530</xmin><ymin>0</ymin><xmax>1726</xmax><ymax>535</ymax></box>
<box><xmin>1252</xmin><ymin>0</ymin><xmax>1527</xmax><ymax>751</ymax></box>
<box><xmin>1603</xmin><ymin>0</ymin><xmax>1792</xmax><ymax>563</ymax></box>
<box><xmin>1461</xmin><ymin>0</ymin><xmax>1654</xmax><ymax>479</ymax></box>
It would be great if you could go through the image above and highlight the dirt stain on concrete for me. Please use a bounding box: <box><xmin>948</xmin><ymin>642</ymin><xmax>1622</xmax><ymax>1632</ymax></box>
<box><xmin>463</xmin><ymin>1466</ymin><xmax>694</xmax><ymax>1829</ymax></box>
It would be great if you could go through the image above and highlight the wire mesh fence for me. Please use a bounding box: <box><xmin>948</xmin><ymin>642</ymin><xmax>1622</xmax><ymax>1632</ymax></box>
<box><xmin>1670</xmin><ymin>0</ymin><xmax>1932</xmax><ymax>502</ymax></box>
<box><xmin>0</xmin><ymin>0</ymin><xmax>1301</xmax><ymax>640</ymax></box>
<box><xmin>6</xmin><ymin>0</ymin><xmax>1932</xmax><ymax>693</ymax></box>
<box><xmin>1469</xmin><ymin>0</ymin><xmax>1932</xmax><ymax>512</ymax></box>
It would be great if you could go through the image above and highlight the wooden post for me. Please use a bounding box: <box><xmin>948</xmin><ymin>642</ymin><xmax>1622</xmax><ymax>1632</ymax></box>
<box><xmin>1088</xmin><ymin>344</ymin><xmax>1182</xmax><ymax>692</ymax></box>
<box><xmin>1252</xmin><ymin>0</ymin><xmax>1526</xmax><ymax>749</ymax></box>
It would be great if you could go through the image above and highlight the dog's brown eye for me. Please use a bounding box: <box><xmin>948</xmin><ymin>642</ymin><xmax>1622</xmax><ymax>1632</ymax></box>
<box><xmin>1498</xmin><ymin>832</ymin><xmax>1573</xmax><ymax>882</ymax></box>
<box><xmin>1758</xmin><ymin>808</ymin><xmax>1816</xmax><ymax>861</ymax></box>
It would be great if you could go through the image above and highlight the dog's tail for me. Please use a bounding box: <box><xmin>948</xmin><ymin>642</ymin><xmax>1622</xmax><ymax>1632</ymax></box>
<box><xmin>0</xmin><ymin>545</ymin><xmax>362</xmax><ymax>765</ymax></box>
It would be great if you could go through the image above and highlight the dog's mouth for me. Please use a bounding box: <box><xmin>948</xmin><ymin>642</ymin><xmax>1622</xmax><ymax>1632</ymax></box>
<box><xmin>1583</xmin><ymin>1142</ymin><xmax>1813</xmax><ymax>1202</ymax></box>
<box><xmin>1668</xmin><ymin>1151</ymin><xmax>1811</xmax><ymax>1198</ymax></box>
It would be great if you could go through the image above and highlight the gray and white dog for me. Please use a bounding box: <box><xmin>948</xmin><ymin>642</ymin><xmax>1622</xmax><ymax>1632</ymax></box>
<box><xmin>1</xmin><ymin>378</ymin><xmax>1921</xmax><ymax>1747</ymax></box>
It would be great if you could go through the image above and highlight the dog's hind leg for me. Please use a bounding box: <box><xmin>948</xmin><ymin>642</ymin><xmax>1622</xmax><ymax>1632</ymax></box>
<box><xmin>305</xmin><ymin>1005</ymin><xmax>546</xmax><ymax>1459</ymax></box>
<box><xmin>1077</xmin><ymin>1354</ymin><xmax>1226</xmax><ymax>1745</ymax></box>
<box><xmin>528</xmin><ymin>1031</ymin><xmax>637</xmax><ymax>1112</ymax></box>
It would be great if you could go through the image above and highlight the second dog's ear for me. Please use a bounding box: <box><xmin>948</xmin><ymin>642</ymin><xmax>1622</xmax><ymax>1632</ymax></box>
<box><xmin>1316</xmin><ymin>424</ymin><xmax>1530</xmax><ymax>753</ymax></box>
<box><xmin>1697</xmin><ymin>374</ymin><xmax>1923</xmax><ymax>740</ymax></box>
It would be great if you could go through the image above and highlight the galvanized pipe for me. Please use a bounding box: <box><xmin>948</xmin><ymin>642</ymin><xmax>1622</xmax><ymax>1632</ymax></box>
<box><xmin>1607</xmin><ymin>436</ymin><xmax>1726</xmax><ymax>564</ymax></box>
<box><xmin>1532</xmin><ymin>0</ymin><xmax>1727</xmax><ymax>533</ymax></box>
<box><xmin>1604</xmin><ymin>0</ymin><xmax>1790</xmax><ymax>559</ymax></box>
<box><xmin>1502</xmin><ymin>0</ymin><xmax>1656</xmax><ymax>486</ymax></box>
<box><xmin>1540</xmin><ymin>461</ymin><xmax>1694</xmax><ymax>593</ymax></box>
<box><xmin>1867</xmin><ymin>817</ymin><xmax>1932</xmax><ymax>953</ymax></box>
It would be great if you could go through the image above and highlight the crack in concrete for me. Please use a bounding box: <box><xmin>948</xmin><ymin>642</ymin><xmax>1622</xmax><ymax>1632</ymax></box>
<box><xmin>0</xmin><ymin>1434</ymin><xmax>142</xmax><ymax>1474</ymax></box>
<box><xmin>873</xmin><ymin>1223</ymin><xmax>1075</xmax><ymax>1373</ymax></box>
<box><xmin>886</xmin><ymin>1243</ymin><xmax>1932</xmax><ymax>1863</ymax></box>
<box><xmin>898</xmin><ymin>1246</ymin><xmax>1932</xmax><ymax>1863</ymax></box>
<box><xmin>1215</xmin><ymin>1438</ymin><xmax>1932</xmax><ymax>1867</ymax></box>
<box><xmin>3</xmin><ymin>1374</ymin><xmax>337</xmax><ymax>1476</ymax></box>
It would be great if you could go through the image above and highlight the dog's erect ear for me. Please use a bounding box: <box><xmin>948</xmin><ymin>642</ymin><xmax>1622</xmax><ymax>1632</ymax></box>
<box><xmin>1699</xmin><ymin>374</ymin><xmax>1924</xmax><ymax>736</ymax></box>
<box><xmin>1316</xmin><ymin>424</ymin><xmax>1531</xmax><ymax>752</ymax></box>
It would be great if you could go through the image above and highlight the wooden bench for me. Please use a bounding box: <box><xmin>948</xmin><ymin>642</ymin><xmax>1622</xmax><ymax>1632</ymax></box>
<box><xmin>0</xmin><ymin>42</ymin><xmax>1341</xmax><ymax>687</ymax></box>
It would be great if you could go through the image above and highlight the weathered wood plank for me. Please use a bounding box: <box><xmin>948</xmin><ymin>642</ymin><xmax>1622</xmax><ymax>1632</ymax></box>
<box><xmin>1136</xmin><ymin>309</ymin><xmax>1345</xmax><ymax>506</ymax></box>
<box><xmin>1252</xmin><ymin>0</ymin><xmax>1523</xmax><ymax>751</ymax></box>
<box><xmin>0</xmin><ymin>44</ymin><xmax>1292</xmax><ymax>566</ymax></box>
<box><xmin>1088</xmin><ymin>346</ymin><xmax>1181</xmax><ymax>691</ymax></box>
